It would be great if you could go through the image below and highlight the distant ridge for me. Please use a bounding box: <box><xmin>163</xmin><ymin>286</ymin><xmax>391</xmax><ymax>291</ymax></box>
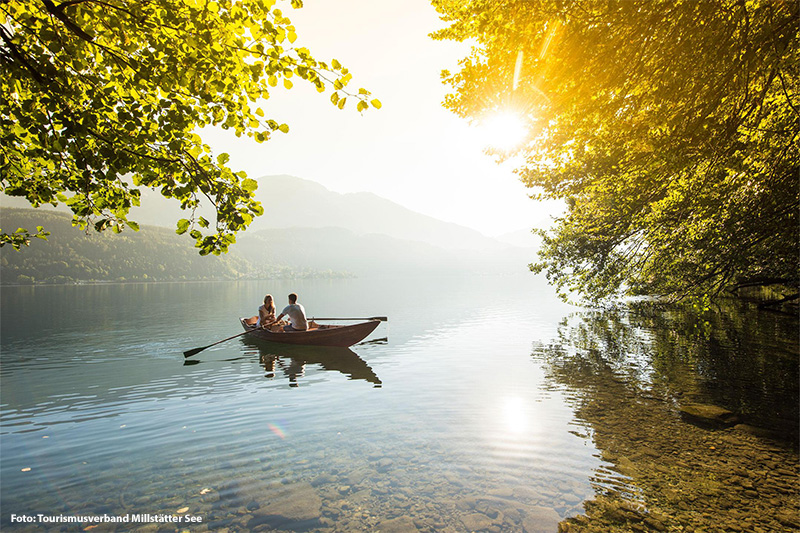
<box><xmin>2</xmin><ymin>175</ymin><xmax>540</xmax><ymax>280</ymax></box>
<box><xmin>0</xmin><ymin>207</ymin><xmax>535</xmax><ymax>283</ymax></box>
<box><xmin>247</xmin><ymin>175</ymin><xmax>508</xmax><ymax>251</ymax></box>
<box><xmin>494</xmin><ymin>228</ymin><xmax>541</xmax><ymax>249</ymax></box>
<box><xmin>2</xmin><ymin>175</ymin><xmax>526</xmax><ymax>253</ymax></box>
<box><xmin>236</xmin><ymin>226</ymin><xmax>532</xmax><ymax>277</ymax></box>
<box><xmin>0</xmin><ymin>208</ymin><xmax>248</xmax><ymax>284</ymax></box>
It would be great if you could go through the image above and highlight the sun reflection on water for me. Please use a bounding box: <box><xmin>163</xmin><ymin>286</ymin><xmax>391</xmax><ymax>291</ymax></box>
<box><xmin>502</xmin><ymin>396</ymin><xmax>529</xmax><ymax>435</ymax></box>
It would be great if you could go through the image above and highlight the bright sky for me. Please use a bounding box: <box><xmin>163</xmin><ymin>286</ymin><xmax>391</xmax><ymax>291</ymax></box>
<box><xmin>200</xmin><ymin>0</ymin><xmax>562</xmax><ymax>238</ymax></box>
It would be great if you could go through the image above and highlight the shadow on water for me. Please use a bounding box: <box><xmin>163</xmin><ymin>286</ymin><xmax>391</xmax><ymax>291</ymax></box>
<box><xmin>240</xmin><ymin>338</ymin><xmax>382</xmax><ymax>387</ymax></box>
<box><xmin>533</xmin><ymin>300</ymin><xmax>800</xmax><ymax>533</ymax></box>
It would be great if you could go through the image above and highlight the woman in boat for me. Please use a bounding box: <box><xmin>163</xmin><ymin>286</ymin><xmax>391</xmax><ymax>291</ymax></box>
<box><xmin>256</xmin><ymin>294</ymin><xmax>276</xmax><ymax>328</ymax></box>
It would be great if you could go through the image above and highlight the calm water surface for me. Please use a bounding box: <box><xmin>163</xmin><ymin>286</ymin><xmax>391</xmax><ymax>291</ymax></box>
<box><xmin>1</xmin><ymin>276</ymin><xmax>797</xmax><ymax>532</ymax></box>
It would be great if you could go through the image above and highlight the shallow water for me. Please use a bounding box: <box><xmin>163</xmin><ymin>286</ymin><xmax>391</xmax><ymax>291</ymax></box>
<box><xmin>1</xmin><ymin>276</ymin><xmax>797</xmax><ymax>532</ymax></box>
<box><xmin>535</xmin><ymin>302</ymin><xmax>799</xmax><ymax>532</ymax></box>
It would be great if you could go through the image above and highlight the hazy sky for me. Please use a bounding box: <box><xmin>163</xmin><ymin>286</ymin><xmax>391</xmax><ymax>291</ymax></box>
<box><xmin>201</xmin><ymin>0</ymin><xmax>562</xmax><ymax>237</ymax></box>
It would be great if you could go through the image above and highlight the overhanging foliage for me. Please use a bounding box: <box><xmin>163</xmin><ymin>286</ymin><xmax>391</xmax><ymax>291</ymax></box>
<box><xmin>432</xmin><ymin>0</ymin><xmax>799</xmax><ymax>303</ymax></box>
<box><xmin>1</xmin><ymin>0</ymin><xmax>380</xmax><ymax>254</ymax></box>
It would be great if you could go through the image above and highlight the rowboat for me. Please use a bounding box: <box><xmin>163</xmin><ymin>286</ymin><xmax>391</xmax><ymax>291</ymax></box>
<box><xmin>239</xmin><ymin>317</ymin><xmax>381</xmax><ymax>347</ymax></box>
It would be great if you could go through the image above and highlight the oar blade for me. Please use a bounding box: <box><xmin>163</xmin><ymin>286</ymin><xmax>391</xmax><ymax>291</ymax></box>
<box><xmin>183</xmin><ymin>346</ymin><xmax>207</xmax><ymax>358</ymax></box>
<box><xmin>183</xmin><ymin>328</ymin><xmax>253</xmax><ymax>358</ymax></box>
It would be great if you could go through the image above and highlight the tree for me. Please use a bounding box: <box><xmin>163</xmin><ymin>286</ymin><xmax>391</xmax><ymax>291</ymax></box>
<box><xmin>431</xmin><ymin>0</ymin><xmax>799</xmax><ymax>303</ymax></box>
<box><xmin>1</xmin><ymin>0</ymin><xmax>381</xmax><ymax>254</ymax></box>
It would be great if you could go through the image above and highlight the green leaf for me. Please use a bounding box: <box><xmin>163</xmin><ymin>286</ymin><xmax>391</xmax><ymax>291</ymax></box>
<box><xmin>241</xmin><ymin>178</ymin><xmax>258</xmax><ymax>192</ymax></box>
<box><xmin>176</xmin><ymin>219</ymin><xmax>191</xmax><ymax>235</ymax></box>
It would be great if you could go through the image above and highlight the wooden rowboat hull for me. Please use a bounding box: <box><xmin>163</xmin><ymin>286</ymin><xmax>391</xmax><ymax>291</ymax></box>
<box><xmin>239</xmin><ymin>318</ymin><xmax>380</xmax><ymax>347</ymax></box>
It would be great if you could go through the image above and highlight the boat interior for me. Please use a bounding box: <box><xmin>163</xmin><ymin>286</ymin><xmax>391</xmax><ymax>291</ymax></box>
<box><xmin>242</xmin><ymin>316</ymin><xmax>331</xmax><ymax>331</ymax></box>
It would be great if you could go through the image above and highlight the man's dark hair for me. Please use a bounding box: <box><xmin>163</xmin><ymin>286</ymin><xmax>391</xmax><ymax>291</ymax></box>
<box><xmin>288</xmin><ymin>293</ymin><xmax>298</xmax><ymax>303</ymax></box>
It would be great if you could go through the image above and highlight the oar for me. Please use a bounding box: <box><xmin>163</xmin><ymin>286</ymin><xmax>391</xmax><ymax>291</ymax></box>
<box><xmin>183</xmin><ymin>329</ymin><xmax>255</xmax><ymax>358</ymax></box>
<box><xmin>311</xmin><ymin>316</ymin><xmax>388</xmax><ymax>321</ymax></box>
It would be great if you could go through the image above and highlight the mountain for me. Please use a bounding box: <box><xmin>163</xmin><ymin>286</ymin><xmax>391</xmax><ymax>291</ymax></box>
<box><xmin>0</xmin><ymin>209</ymin><xmax>347</xmax><ymax>284</ymax></box>
<box><xmin>0</xmin><ymin>207</ymin><xmax>534</xmax><ymax>283</ymax></box>
<box><xmin>1</xmin><ymin>175</ymin><xmax>538</xmax><ymax>281</ymax></box>
<box><xmin>3</xmin><ymin>175</ymin><xmax>514</xmax><ymax>251</ymax></box>
<box><xmin>232</xmin><ymin>175</ymin><xmax>535</xmax><ymax>275</ymax></box>
<box><xmin>244</xmin><ymin>175</ymin><xmax>508</xmax><ymax>251</ymax></box>
<box><xmin>494</xmin><ymin>228</ymin><xmax>541</xmax><ymax>249</ymax></box>
<box><xmin>236</xmin><ymin>226</ymin><xmax>532</xmax><ymax>277</ymax></box>
<box><xmin>1</xmin><ymin>175</ymin><xmax>522</xmax><ymax>251</ymax></box>
<box><xmin>0</xmin><ymin>209</ymin><xmax>243</xmax><ymax>284</ymax></box>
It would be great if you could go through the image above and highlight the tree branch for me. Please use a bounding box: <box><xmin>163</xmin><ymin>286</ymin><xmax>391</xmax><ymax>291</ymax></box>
<box><xmin>757</xmin><ymin>292</ymin><xmax>799</xmax><ymax>310</ymax></box>
<box><xmin>777</xmin><ymin>69</ymin><xmax>800</xmax><ymax>117</ymax></box>
<box><xmin>0</xmin><ymin>24</ymin><xmax>47</xmax><ymax>84</ymax></box>
<box><xmin>732</xmin><ymin>278</ymin><xmax>796</xmax><ymax>290</ymax></box>
<box><xmin>57</xmin><ymin>0</ymin><xmax>93</xmax><ymax>8</ymax></box>
<box><xmin>42</xmin><ymin>0</ymin><xmax>94</xmax><ymax>42</ymax></box>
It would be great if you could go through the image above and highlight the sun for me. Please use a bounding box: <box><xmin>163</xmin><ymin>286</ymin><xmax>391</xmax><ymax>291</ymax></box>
<box><xmin>480</xmin><ymin>111</ymin><xmax>528</xmax><ymax>152</ymax></box>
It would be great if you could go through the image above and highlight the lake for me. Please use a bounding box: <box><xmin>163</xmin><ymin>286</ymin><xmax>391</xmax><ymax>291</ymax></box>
<box><xmin>1</xmin><ymin>275</ymin><xmax>797</xmax><ymax>532</ymax></box>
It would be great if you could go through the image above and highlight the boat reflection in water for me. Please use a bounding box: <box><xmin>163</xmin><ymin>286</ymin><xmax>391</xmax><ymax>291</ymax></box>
<box><xmin>241</xmin><ymin>337</ymin><xmax>383</xmax><ymax>387</ymax></box>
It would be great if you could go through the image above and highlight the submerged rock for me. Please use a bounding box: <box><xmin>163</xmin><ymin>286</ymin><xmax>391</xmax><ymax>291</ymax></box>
<box><xmin>460</xmin><ymin>512</ymin><xmax>495</xmax><ymax>531</ymax></box>
<box><xmin>679</xmin><ymin>403</ymin><xmax>738</xmax><ymax>426</ymax></box>
<box><xmin>520</xmin><ymin>505</ymin><xmax>561</xmax><ymax>533</ymax></box>
<box><xmin>258</xmin><ymin>482</ymin><xmax>322</xmax><ymax>521</ymax></box>
<box><xmin>376</xmin><ymin>515</ymin><xmax>419</xmax><ymax>532</ymax></box>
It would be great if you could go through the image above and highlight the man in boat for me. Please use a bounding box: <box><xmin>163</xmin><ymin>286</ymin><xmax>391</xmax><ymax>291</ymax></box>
<box><xmin>273</xmin><ymin>293</ymin><xmax>309</xmax><ymax>332</ymax></box>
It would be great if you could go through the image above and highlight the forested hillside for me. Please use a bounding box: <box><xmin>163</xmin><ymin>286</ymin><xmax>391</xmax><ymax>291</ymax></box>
<box><xmin>1</xmin><ymin>206</ymin><xmax>532</xmax><ymax>284</ymax></box>
<box><xmin>0</xmin><ymin>209</ymin><xmax>345</xmax><ymax>284</ymax></box>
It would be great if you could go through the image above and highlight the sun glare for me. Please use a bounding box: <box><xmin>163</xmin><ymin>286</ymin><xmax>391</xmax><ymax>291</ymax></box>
<box><xmin>503</xmin><ymin>396</ymin><xmax>528</xmax><ymax>434</ymax></box>
<box><xmin>481</xmin><ymin>111</ymin><xmax>528</xmax><ymax>152</ymax></box>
